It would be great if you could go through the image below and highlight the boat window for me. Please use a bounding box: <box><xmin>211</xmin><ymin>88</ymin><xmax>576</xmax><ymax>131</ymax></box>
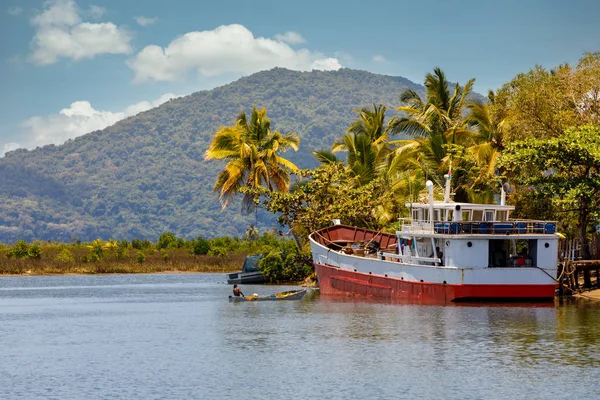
<box><xmin>496</xmin><ymin>210</ymin><xmax>507</xmax><ymax>221</ymax></box>
<box><xmin>484</xmin><ymin>210</ymin><xmax>495</xmax><ymax>221</ymax></box>
<box><xmin>472</xmin><ymin>210</ymin><xmax>483</xmax><ymax>221</ymax></box>
<box><xmin>446</xmin><ymin>209</ymin><xmax>453</xmax><ymax>221</ymax></box>
<box><xmin>462</xmin><ymin>210</ymin><xmax>471</xmax><ymax>221</ymax></box>
<box><xmin>412</xmin><ymin>209</ymin><xmax>418</xmax><ymax>220</ymax></box>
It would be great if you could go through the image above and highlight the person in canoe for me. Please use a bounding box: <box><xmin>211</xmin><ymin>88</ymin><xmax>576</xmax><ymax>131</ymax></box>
<box><xmin>232</xmin><ymin>284</ymin><xmax>245</xmax><ymax>297</ymax></box>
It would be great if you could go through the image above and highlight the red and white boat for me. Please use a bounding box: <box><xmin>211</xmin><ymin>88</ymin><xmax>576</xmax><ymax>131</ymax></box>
<box><xmin>309</xmin><ymin>180</ymin><xmax>559</xmax><ymax>303</ymax></box>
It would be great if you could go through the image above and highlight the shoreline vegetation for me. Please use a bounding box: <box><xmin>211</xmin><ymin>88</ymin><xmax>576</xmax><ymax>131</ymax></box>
<box><xmin>0</xmin><ymin>232</ymin><xmax>313</xmax><ymax>283</ymax></box>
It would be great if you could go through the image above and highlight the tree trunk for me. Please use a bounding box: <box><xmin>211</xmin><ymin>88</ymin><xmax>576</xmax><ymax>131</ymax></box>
<box><xmin>579</xmin><ymin>198</ymin><xmax>592</xmax><ymax>260</ymax></box>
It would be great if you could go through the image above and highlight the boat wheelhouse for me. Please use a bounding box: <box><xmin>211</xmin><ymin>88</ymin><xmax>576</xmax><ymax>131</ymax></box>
<box><xmin>309</xmin><ymin>181</ymin><xmax>559</xmax><ymax>303</ymax></box>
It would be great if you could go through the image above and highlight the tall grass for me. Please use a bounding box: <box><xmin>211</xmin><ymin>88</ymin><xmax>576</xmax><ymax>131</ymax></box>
<box><xmin>0</xmin><ymin>245</ymin><xmax>248</xmax><ymax>275</ymax></box>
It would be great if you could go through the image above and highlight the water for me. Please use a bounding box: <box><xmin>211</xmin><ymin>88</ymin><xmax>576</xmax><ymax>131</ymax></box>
<box><xmin>0</xmin><ymin>274</ymin><xmax>599</xmax><ymax>400</ymax></box>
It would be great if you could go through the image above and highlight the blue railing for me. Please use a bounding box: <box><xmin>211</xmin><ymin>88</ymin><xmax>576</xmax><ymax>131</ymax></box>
<box><xmin>432</xmin><ymin>221</ymin><xmax>557</xmax><ymax>235</ymax></box>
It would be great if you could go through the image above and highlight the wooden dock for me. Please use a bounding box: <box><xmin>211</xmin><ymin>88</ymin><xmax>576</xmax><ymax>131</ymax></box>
<box><xmin>557</xmin><ymin>260</ymin><xmax>600</xmax><ymax>296</ymax></box>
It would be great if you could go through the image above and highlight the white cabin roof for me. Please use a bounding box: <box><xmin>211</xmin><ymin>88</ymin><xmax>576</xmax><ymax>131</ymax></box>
<box><xmin>405</xmin><ymin>201</ymin><xmax>515</xmax><ymax>211</ymax></box>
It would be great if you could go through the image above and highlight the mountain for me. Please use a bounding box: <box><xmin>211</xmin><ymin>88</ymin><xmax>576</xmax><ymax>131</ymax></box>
<box><xmin>0</xmin><ymin>68</ymin><xmax>428</xmax><ymax>242</ymax></box>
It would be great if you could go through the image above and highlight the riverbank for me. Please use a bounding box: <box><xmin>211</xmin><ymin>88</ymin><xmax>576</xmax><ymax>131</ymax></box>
<box><xmin>0</xmin><ymin>249</ymin><xmax>246</xmax><ymax>276</ymax></box>
<box><xmin>575</xmin><ymin>289</ymin><xmax>600</xmax><ymax>300</ymax></box>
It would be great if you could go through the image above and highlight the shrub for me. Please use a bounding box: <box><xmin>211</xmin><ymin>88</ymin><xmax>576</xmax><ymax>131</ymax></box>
<box><xmin>55</xmin><ymin>248</ymin><xmax>75</xmax><ymax>263</ymax></box>
<box><xmin>28</xmin><ymin>243</ymin><xmax>42</xmax><ymax>259</ymax></box>
<box><xmin>208</xmin><ymin>246</ymin><xmax>227</xmax><ymax>256</ymax></box>
<box><xmin>191</xmin><ymin>236</ymin><xmax>210</xmax><ymax>255</ymax></box>
<box><xmin>157</xmin><ymin>232</ymin><xmax>177</xmax><ymax>250</ymax></box>
<box><xmin>114</xmin><ymin>245</ymin><xmax>128</xmax><ymax>259</ymax></box>
<box><xmin>8</xmin><ymin>240</ymin><xmax>30</xmax><ymax>259</ymax></box>
<box><xmin>87</xmin><ymin>239</ymin><xmax>104</xmax><ymax>261</ymax></box>
<box><xmin>136</xmin><ymin>251</ymin><xmax>146</xmax><ymax>264</ymax></box>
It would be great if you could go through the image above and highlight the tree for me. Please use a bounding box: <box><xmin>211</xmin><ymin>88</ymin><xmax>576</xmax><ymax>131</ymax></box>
<box><xmin>496</xmin><ymin>52</ymin><xmax>600</xmax><ymax>143</ymax></box>
<box><xmin>247</xmin><ymin>163</ymin><xmax>393</xmax><ymax>247</ymax></box>
<box><xmin>499</xmin><ymin>124</ymin><xmax>600</xmax><ymax>259</ymax></box>
<box><xmin>205</xmin><ymin>107</ymin><xmax>300</xmax><ymax>210</ymax></box>
<box><xmin>331</xmin><ymin>103</ymin><xmax>391</xmax><ymax>185</ymax></box>
<box><xmin>465</xmin><ymin>90</ymin><xmax>507</xmax><ymax>188</ymax></box>
<box><xmin>157</xmin><ymin>232</ymin><xmax>177</xmax><ymax>250</ymax></box>
<box><xmin>388</xmin><ymin>68</ymin><xmax>476</xmax><ymax>194</ymax></box>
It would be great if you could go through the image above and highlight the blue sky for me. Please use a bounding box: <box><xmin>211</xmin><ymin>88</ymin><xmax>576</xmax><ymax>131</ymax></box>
<box><xmin>1</xmin><ymin>0</ymin><xmax>598</xmax><ymax>155</ymax></box>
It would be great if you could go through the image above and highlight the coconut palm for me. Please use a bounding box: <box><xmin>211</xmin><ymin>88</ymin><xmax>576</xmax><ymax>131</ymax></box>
<box><xmin>388</xmin><ymin>68</ymin><xmax>477</xmax><ymax>186</ymax></box>
<box><xmin>465</xmin><ymin>90</ymin><xmax>507</xmax><ymax>186</ymax></box>
<box><xmin>331</xmin><ymin>103</ymin><xmax>392</xmax><ymax>185</ymax></box>
<box><xmin>205</xmin><ymin>107</ymin><xmax>300</xmax><ymax>210</ymax></box>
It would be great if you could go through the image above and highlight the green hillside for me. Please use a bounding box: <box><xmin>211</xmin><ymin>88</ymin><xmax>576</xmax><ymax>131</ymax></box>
<box><xmin>0</xmin><ymin>68</ymin><xmax>426</xmax><ymax>242</ymax></box>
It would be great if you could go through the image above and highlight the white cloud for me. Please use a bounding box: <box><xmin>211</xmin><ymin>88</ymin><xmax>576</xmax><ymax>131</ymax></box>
<box><xmin>135</xmin><ymin>16</ymin><xmax>157</xmax><ymax>26</ymax></box>
<box><xmin>2</xmin><ymin>143</ymin><xmax>22</xmax><ymax>157</ymax></box>
<box><xmin>274</xmin><ymin>31</ymin><xmax>305</xmax><ymax>44</ymax></box>
<box><xmin>88</xmin><ymin>5</ymin><xmax>106</xmax><ymax>19</ymax></box>
<box><xmin>16</xmin><ymin>93</ymin><xmax>182</xmax><ymax>150</ymax></box>
<box><xmin>127</xmin><ymin>24</ymin><xmax>342</xmax><ymax>83</ymax></box>
<box><xmin>7</xmin><ymin>6</ymin><xmax>23</xmax><ymax>16</ymax></box>
<box><xmin>30</xmin><ymin>0</ymin><xmax>132</xmax><ymax>65</ymax></box>
<box><xmin>373</xmin><ymin>55</ymin><xmax>386</xmax><ymax>63</ymax></box>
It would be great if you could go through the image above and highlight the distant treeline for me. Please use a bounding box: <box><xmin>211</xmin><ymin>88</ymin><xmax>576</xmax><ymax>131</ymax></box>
<box><xmin>0</xmin><ymin>232</ymin><xmax>313</xmax><ymax>283</ymax></box>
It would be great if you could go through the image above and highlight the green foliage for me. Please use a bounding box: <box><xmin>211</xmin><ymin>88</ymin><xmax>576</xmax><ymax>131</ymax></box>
<box><xmin>499</xmin><ymin>124</ymin><xmax>600</xmax><ymax>258</ymax></box>
<box><xmin>87</xmin><ymin>239</ymin><xmax>104</xmax><ymax>262</ymax></box>
<box><xmin>258</xmin><ymin>241</ymin><xmax>312</xmax><ymax>283</ymax></box>
<box><xmin>114</xmin><ymin>244</ymin><xmax>128</xmax><ymax>259</ymax></box>
<box><xmin>205</xmin><ymin>106</ymin><xmax>300</xmax><ymax>211</ymax></box>
<box><xmin>191</xmin><ymin>236</ymin><xmax>210</xmax><ymax>255</ymax></box>
<box><xmin>136</xmin><ymin>251</ymin><xmax>146</xmax><ymax>264</ymax></box>
<box><xmin>248</xmin><ymin>163</ymin><xmax>395</xmax><ymax>245</ymax></box>
<box><xmin>131</xmin><ymin>239</ymin><xmax>152</xmax><ymax>250</ymax></box>
<box><xmin>208</xmin><ymin>246</ymin><xmax>228</xmax><ymax>257</ymax></box>
<box><xmin>8</xmin><ymin>240</ymin><xmax>30</xmax><ymax>259</ymax></box>
<box><xmin>497</xmin><ymin>53</ymin><xmax>600</xmax><ymax>143</ymax></box>
<box><xmin>28</xmin><ymin>243</ymin><xmax>42</xmax><ymax>259</ymax></box>
<box><xmin>157</xmin><ymin>232</ymin><xmax>177</xmax><ymax>250</ymax></box>
<box><xmin>55</xmin><ymin>248</ymin><xmax>75</xmax><ymax>263</ymax></box>
<box><xmin>161</xmin><ymin>250</ymin><xmax>169</xmax><ymax>263</ymax></box>
<box><xmin>244</xmin><ymin>225</ymin><xmax>260</xmax><ymax>240</ymax></box>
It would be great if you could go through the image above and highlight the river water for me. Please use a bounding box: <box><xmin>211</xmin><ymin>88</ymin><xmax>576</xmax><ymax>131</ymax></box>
<box><xmin>0</xmin><ymin>273</ymin><xmax>598</xmax><ymax>400</ymax></box>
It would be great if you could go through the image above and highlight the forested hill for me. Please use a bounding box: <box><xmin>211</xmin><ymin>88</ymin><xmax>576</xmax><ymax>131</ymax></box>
<box><xmin>0</xmin><ymin>68</ymin><xmax>426</xmax><ymax>242</ymax></box>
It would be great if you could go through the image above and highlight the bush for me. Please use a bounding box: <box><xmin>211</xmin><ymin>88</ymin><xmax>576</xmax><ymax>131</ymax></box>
<box><xmin>157</xmin><ymin>232</ymin><xmax>177</xmax><ymax>250</ymax></box>
<box><xmin>258</xmin><ymin>241</ymin><xmax>313</xmax><ymax>283</ymax></box>
<box><xmin>191</xmin><ymin>236</ymin><xmax>210</xmax><ymax>255</ymax></box>
<box><xmin>259</xmin><ymin>251</ymin><xmax>285</xmax><ymax>283</ymax></box>
<box><xmin>131</xmin><ymin>239</ymin><xmax>152</xmax><ymax>250</ymax></box>
<box><xmin>55</xmin><ymin>248</ymin><xmax>75</xmax><ymax>263</ymax></box>
<box><xmin>114</xmin><ymin>245</ymin><xmax>128</xmax><ymax>259</ymax></box>
<box><xmin>208</xmin><ymin>246</ymin><xmax>227</xmax><ymax>257</ymax></box>
<box><xmin>8</xmin><ymin>240</ymin><xmax>30</xmax><ymax>259</ymax></box>
<box><xmin>136</xmin><ymin>251</ymin><xmax>146</xmax><ymax>264</ymax></box>
<box><xmin>28</xmin><ymin>243</ymin><xmax>42</xmax><ymax>259</ymax></box>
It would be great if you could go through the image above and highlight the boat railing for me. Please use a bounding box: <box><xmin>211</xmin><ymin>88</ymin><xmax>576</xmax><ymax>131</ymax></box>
<box><xmin>400</xmin><ymin>219</ymin><xmax>558</xmax><ymax>235</ymax></box>
<box><xmin>378</xmin><ymin>251</ymin><xmax>443</xmax><ymax>266</ymax></box>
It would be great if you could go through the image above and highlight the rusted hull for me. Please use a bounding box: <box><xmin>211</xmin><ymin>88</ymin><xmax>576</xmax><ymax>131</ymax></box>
<box><xmin>315</xmin><ymin>263</ymin><xmax>556</xmax><ymax>303</ymax></box>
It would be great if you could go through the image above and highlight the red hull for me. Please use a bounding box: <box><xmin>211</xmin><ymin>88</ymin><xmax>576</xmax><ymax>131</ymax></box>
<box><xmin>315</xmin><ymin>263</ymin><xmax>556</xmax><ymax>303</ymax></box>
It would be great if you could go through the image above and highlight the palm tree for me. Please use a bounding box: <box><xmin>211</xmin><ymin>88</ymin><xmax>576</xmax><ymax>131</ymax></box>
<box><xmin>331</xmin><ymin>103</ymin><xmax>392</xmax><ymax>185</ymax></box>
<box><xmin>465</xmin><ymin>90</ymin><xmax>507</xmax><ymax>186</ymax></box>
<box><xmin>205</xmin><ymin>107</ymin><xmax>300</xmax><ymax>210</ymax></box>
<box><xmin>388</xmin><ymin>68</ymin><xmax>476</xmax><ymax>186</ymax></box>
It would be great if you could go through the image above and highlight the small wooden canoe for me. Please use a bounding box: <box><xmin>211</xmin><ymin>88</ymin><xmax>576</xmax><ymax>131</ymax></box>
<box><xmin>228</xmin><ymin>289</ymin><xmax>307</xmax><ymax>302</ymax></box>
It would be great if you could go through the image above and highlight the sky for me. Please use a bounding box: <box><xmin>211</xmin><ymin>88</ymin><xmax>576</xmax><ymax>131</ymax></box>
<box><xmin>1</xmin><ymin>0</ymin><xmax>599</xmax><ymax>156</ymax></box>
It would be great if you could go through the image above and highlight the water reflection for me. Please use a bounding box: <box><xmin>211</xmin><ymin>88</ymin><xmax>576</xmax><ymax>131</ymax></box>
<box><xmin>0</xmin><ymin>274</ymin><xmax>599</xmax><ymax>399</ymax></box>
